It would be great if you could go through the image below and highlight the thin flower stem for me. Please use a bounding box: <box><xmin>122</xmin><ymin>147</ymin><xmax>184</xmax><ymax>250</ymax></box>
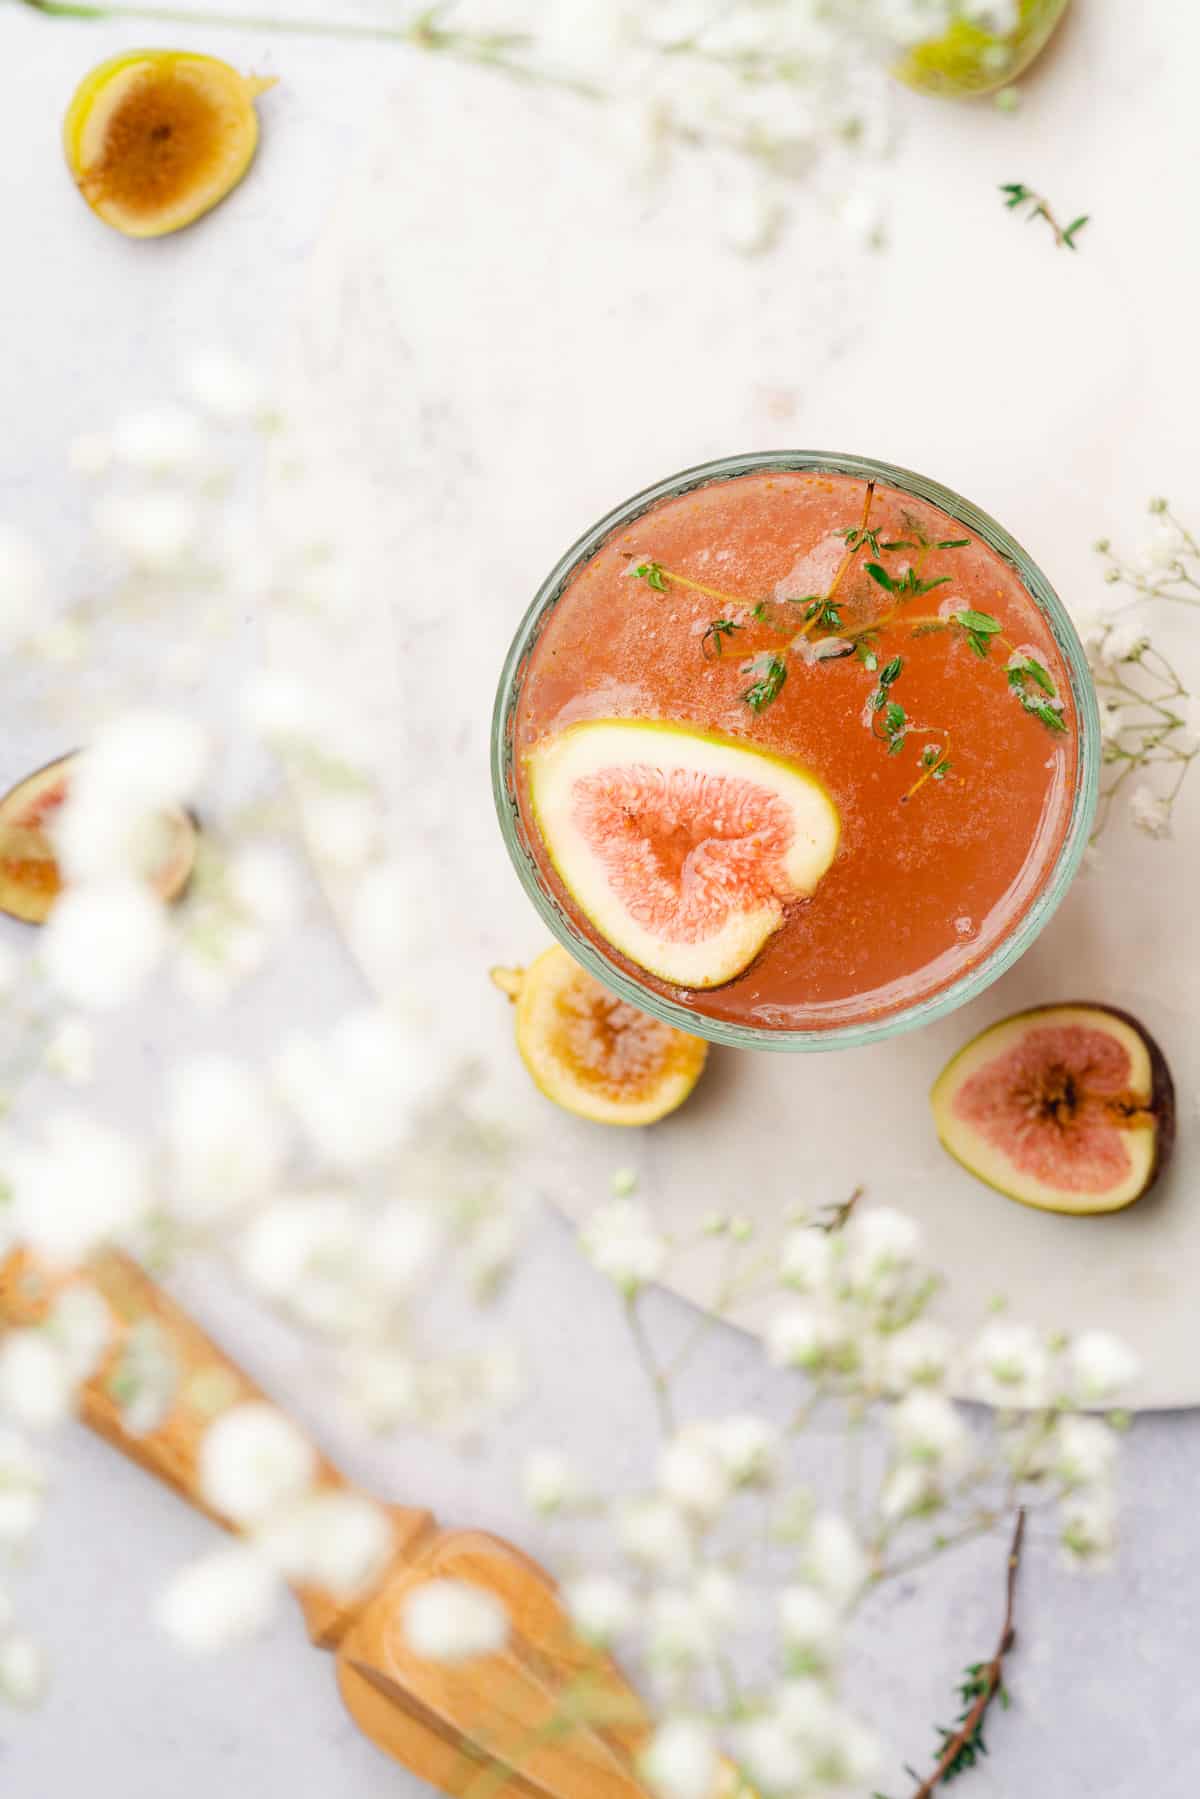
<box><xmin>905</xmin><ymin>1509</ymin><xmax>1026</xmax><ymax>1799</ymax></box>
<box><xmin>19</xmin><ymin>0</ymin><xmax>601</xmax><ymax>95</ymax></box>
<box><xmin>624</xmin><ymin>1292</ymin><xmax>676</xmax><ymax>1438</ymax></box>
<box><xmin>874</xmin><ymin>1512</ymin><xmax>1001</xmax><ymax>1584</ymax></box>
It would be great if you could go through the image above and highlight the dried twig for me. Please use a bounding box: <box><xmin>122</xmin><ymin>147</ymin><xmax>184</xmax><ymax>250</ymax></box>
<box><xmin>897</xmin><ymin>1508</ymin><xmax>1026</xmax><ymax>1799</ymax></box>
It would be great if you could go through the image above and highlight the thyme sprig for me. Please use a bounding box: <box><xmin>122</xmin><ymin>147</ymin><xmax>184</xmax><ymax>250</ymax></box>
<box><xmin>701</xmin><ymin>617</ymin><xmax>742</xmax><ymax>659</ymax></box>
<box><xmin>877</xmin><ymin>1510</ymin><xmax>1026</xmax><ymax>1799</ymax></box>
<box><xmin>741</xmin><ymin>652</ymin><xmax>788</xmax><ymax>713</ymax></box>
<box><xmin>623</xmin><ymin>481</ymin><xmax>1070</xmax><ymax>802</ymax></box>
<box><xmin>1000</xmin><ymin>182</ymin><xmax>1089</xmax><ymax>251</ymax></box>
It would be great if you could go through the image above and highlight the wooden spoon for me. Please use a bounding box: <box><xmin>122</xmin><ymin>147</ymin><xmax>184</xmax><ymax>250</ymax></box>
<box><xmin>0</xmin><ymin>1248</ymin><xmax>728</xmax><ymax>1799</ymax></box>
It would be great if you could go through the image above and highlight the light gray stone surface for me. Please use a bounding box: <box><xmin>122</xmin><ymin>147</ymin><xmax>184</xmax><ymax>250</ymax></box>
<box><xmin>0</xmin><ymin>7</ymin><xmax>1197</xmax><ymax>1796</ymax></box>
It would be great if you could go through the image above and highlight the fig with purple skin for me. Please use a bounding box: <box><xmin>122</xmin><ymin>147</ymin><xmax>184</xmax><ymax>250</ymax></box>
<box><xmin>932</xmin><ymin>1003</ymin><xmax>1175</xmax><ymax>1215</ymax></box>
<box><xmin>526</xmin><ymin>719</ymin><xmax>840</xmax><ymax>990</ymax></box>
<box><xmin>0</xmin><ymin>752</ymin><xmax>198</xmax><ymax>925</ymax></box>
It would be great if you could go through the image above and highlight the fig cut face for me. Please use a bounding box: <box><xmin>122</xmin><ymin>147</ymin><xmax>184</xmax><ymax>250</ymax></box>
<box><xmin>492</xmin><ymin>945</ymin><xmax>707</xmax><ymax>1127</ymax></box>
<box><xmin>932</xmin><ymin>1004</ymin><xmax>1175</xmax><ymax>1215</ymax></box>
<box><xmin>63</xmin><ymin>51</ymin><xmax>276</xmax><ymax>239</ymax></box>
<box><xmin>526</xmin><ymin>720</ymin><xmax>840</xmax><ymax>990</ymax></box>
<box><xmin>0</xmin><ymin>752</ymin><xmax>197</xmax><ymax>925</ymax></box>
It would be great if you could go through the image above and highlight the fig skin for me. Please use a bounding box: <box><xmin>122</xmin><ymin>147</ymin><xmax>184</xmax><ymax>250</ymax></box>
<box><xmin>63</xmin><ymin>51</ymin><xmax>277</xmax><ymax>239</ymax></box>
<box><xmin>492</xmin><ymin>945</ymin><xmax>708</xmax><ymax>1127</ymax></box>
<box><xmin>931</xmin><ymin>1002</ymin><xmax>1175</xmax><ymax>1216</ymax></box>
<box><xmin>0</xmin><ymin>751</ymin><xmax>198</xmax><ymax>925</ymax></box>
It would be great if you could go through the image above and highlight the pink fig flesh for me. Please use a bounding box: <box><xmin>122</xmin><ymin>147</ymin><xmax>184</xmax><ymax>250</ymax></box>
<box><xmin>0</xmin><ymin>751</ymin><xmax>198</xmax><ymax>925</ymax></box>
<box><xmin>931</xmin><ymin>1003</ymin><xmax>1174</xmax><ymax>1214</ymax></box>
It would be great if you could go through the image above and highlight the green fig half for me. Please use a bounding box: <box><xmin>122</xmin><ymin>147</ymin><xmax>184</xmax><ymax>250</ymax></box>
<box><xmin>932</xmin><ymin>1003</ymin><xmax>1175</xmax><ymax>1215</ymax></box>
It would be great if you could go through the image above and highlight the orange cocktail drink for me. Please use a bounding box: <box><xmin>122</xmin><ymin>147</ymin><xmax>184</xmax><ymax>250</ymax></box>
<box><xmin>494</xmin><ymin>455</ymin><xmax>1098</xmax><ymax>1048</ymax></box>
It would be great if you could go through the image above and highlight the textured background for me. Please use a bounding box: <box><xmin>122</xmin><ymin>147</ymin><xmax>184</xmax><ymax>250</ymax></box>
<box><xmin>1</xmin><ymin>5</ymin><xmax>1198</xmax><ymax>1794</ymax></box>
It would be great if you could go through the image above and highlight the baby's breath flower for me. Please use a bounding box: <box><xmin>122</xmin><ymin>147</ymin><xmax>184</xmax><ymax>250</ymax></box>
<box><xmin>801</xmin><ymin>1513</ymin><xmax>868</xmax><ymax>1611</ymax></box>
<box><xmin>1068</xmin><ymin>1330</ymin><xmax>1140</xmax><ymax>1403</ymax></box>
<box><xmin>522</xmin><ymin>1447</ymin><xmax>576</xmax><ymax>1515</ymax></box>
<box><xmin>706</xmin><ymin>1412</ymin><xmax>778</xmax><ymax>1486</ymax></box>
<box><xmin>876</xmin><ymin>1319</ymin><xmax>954</xmax><ymax>1392</ymax></box>
<box><xmin>777</xmin><ymin>1225</ymin><xmax>835</xmax><ymax>1293</ymax></box>
<box><xmin>658</xmin><ymin>1428</ymin><xmax>732</xmax><ymax>1523</ymax></box>
<box><xmin>1060</xmin><ymin>1487</ymin><xmax>1118</xmax><ymax>1566</ymax></box>
<box><xmin>888</xmin><ymin>1389</ymin><xmax>969</xmax><ymax>1468</ymax></box>
<box><xmin>157</xmin><ymin>1544</ymin><xmax>281</xmax><ymax>1653</ymax></box>
<box><xmin>969</xmin><ymin>1321</ymin><xmax>1050</xmax><ymax>1407</ymax></box>
<box><xmin>1130</xmin><ymin>784</ymin><xmax>1172</xmax><ymax>838</ymax></box>
<box><xmin>6</xmin><ymin>1111</ymin><xmax>148</xmax><ymax>1266</ymax></box>
<box><xmin>845</xmin><ymin>1206</ymin><xmax>920</xmax><ymax>1294</ymax></box>
<box><xmin>563</xmin><ymin>1573</ymin><xmax>636</xmax><ymax>1646</ymax></box>
<box><xmin>581</xmin><ymin>1199</ymin><xmax>667</xmax><ymax>1294</ymax></box>
<box><xmin>165</xmin><ymin>1055</ymin><xmax>285</xmax><ymax>1222</ymax></box>
<box><xmin>46</xmin><ymin>1286</ymin><xmax>112</xmax><ymax>1385</ymax></box>
<box><xmin>198</xmin><ymin>1404</ymin><xmax>317</xmax><ymax>1528</ymax></box>
<box><xmin>878</xmin><ymin>1462</ymin><xmax>937</xmax><ymax>1523</ymax></box>
<box><xmin>777</xmin><ymin>1585</ymin><xmax>842</xmax><ymax>1671</ymax></box>
<box><xmin>641</xmin><ymin>1716</ymin><xmax>718</xmax><ymax>1799</ymax></box>
<box><xmin>111</xmin><ymin>408</ymin><xmax>208</xmax><ymax>477</ymax></box>
<box><xmin>363</xmin><ymin>1202</ymin><xmax>446</xmax><ymax>1299</ymax></box>
<box><xmin>226</xmin><ymin>844</ymin><xmax>302</xmax><ymax>933</ymax></box>
<box><xmin>765</xmin><ymin>1301</ymin><xmax>841</xmax><ymax>1372</ymax></box>
<box><xmin>402</xmin><ymin>1579</ymin><xmax>509</xmax><ymax>1663</ymax></box>
<box><xmin>0</xmin><ymin>1430</ymin><xmax>44</xmax><ymax>1549</ymax></box>
<box><xmin>42</xmin><ymin>882</ymin><xmax>169</xmax><ymax>1010</ymax></box>
<box><xmin>1097</xmin><ymin>615</ymin><xmax>1147</xmax><ymax>669</ymax></box>
<box><xmin>0</xmin><ymin>1633</ymin><xmax>49</xmax><ymax>1709</ymax></box>
<box><xmin>692</xmin><ymin>1567</ymin><xmax>739</xmax><ymax>1629</ymax></box>
<box><xmin>258</xmin><ymin>1491</ymin><xmax>392</xmax><ymax>1595</ymax></box>
<box><xmin>0</xmin><ymin>526</ymin><xmax>46</xmax><ymax>639</ymax></box>
<box><xmin>186</xmin><ymin>348</ymin><xmax>264</xmax><ymax>423</ymax></box>
<box><xmin>734</xmin><ymin>1715</ymin><xmax>807</xmax><ymax>1793</ymax></box>
<box><xmin>1053</xmin><ymin>1416</ymin><xmax>1119</xmax><ymax>1489</ymax></box>
<box><xmin>647</xmin><ymin>1588</ymin><xmax>713</xmax><ymax>1672</ymax></box>
<box><xmin>618</xmin><ymin>1496</ymin><xmax>694</xmax><ymax>1575</ymax></box>
<box><xmin>238</xmin><ymin>1193</ymin><xmax>356</xmax><ymax>1305</ymax></box>
<box><xmin>42</xmin><ymin>1017</ymin><xmax>95</xmax><ymax>1087</ymax></box>
<box><xmin>0</xmin><ymin>1333</ymin><xmax>74</xmax><ymax>1432</ymax></box>
<box><xmin>95</xmin><ymin>491</ymin><xmax>198</xmax><ymax>573</ymax></box>
<box><xmin>273</xmin><ymin>1007</ymin><xmax>438</xmax><ymax>1170</ymax></box>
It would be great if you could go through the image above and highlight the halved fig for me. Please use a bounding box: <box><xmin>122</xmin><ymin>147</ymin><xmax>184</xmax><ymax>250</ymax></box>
<box><xmin>932</xmin><ymin>1004</ymin><xmax>1175</xmax><ymax>1215</ymax></box>
<box><xmin>526</xmin><ymin>720</ymin><xmax>839</xmax><ymax>990</ymax></box>
<box><xmin>63</xmin><ymin>51</ymin><xmax>276</xmax><ymax>239</ymax></box>
<box><xmin>0</xmin><ymin>752</ymin><xmax>198</xmax><ymax>924</ymax></box>
<box><xmin>491</xmin><ymin>945</ymin><xmax>707</xmax><ymax>1126</ymax></box>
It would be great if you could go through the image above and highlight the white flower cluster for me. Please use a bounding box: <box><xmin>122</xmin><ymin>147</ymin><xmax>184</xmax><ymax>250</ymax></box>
<box><xmin>159</xmin><ymin>1403</ymin><xmax>393</xmax><ymax>1652</ymax></box>
<box><xmin>0</xmin><ymin>358</ymin><xmax>528</xmax><ymax>1701</ymax></box>
<box><xmin>571</xmin><ymin>1195</ymin><xmax>1137</xmax><ymax>1794</ymax></box>
<box><xmin>423</xmin><ymin>0</ymin><xmax>1034</xmax><ymax>250</ymax></box>
<box><xmin>1080</xmin><ymin>500</ymin><xmax>1200</xmax><ymax>840</ymax></box>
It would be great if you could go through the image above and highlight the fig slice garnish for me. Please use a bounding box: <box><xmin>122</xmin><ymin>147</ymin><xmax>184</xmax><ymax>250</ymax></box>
<box><xmin>526</xmin><ymin>719</ymin><xmax>840</xmax><ymax>990</ymax></box>
<box><xmin>0</xmin><ymin>752</ymin><xmax>198</xmax><ymax>925</ymax></box>
<box><xmin>492</xmin><ymin>944</ymin><xmax>708</xmax><ymax>1126</ymax></box>
<box><xmin>932</xmin><ymin>1003</ymin><xmax>1175</xmax><ymax>1215</ymax></box>
<box><xmin>63</xmin><ymin>51</ymin><xmax>276</xmax><ymax>239</ymax></box>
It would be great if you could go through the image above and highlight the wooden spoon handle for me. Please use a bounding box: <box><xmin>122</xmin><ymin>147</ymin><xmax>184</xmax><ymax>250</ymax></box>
<box><xmin>0</xmin><ymin>1248</ymin><xmax>433</xmax><ymax>1644</ymax></box>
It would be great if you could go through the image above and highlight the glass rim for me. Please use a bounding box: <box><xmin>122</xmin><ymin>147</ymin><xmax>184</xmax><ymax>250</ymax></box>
<box><xmin>491</xmin><ymin>449</ymin><xmax>1101</xmax><ymax>1053</ymax></box>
